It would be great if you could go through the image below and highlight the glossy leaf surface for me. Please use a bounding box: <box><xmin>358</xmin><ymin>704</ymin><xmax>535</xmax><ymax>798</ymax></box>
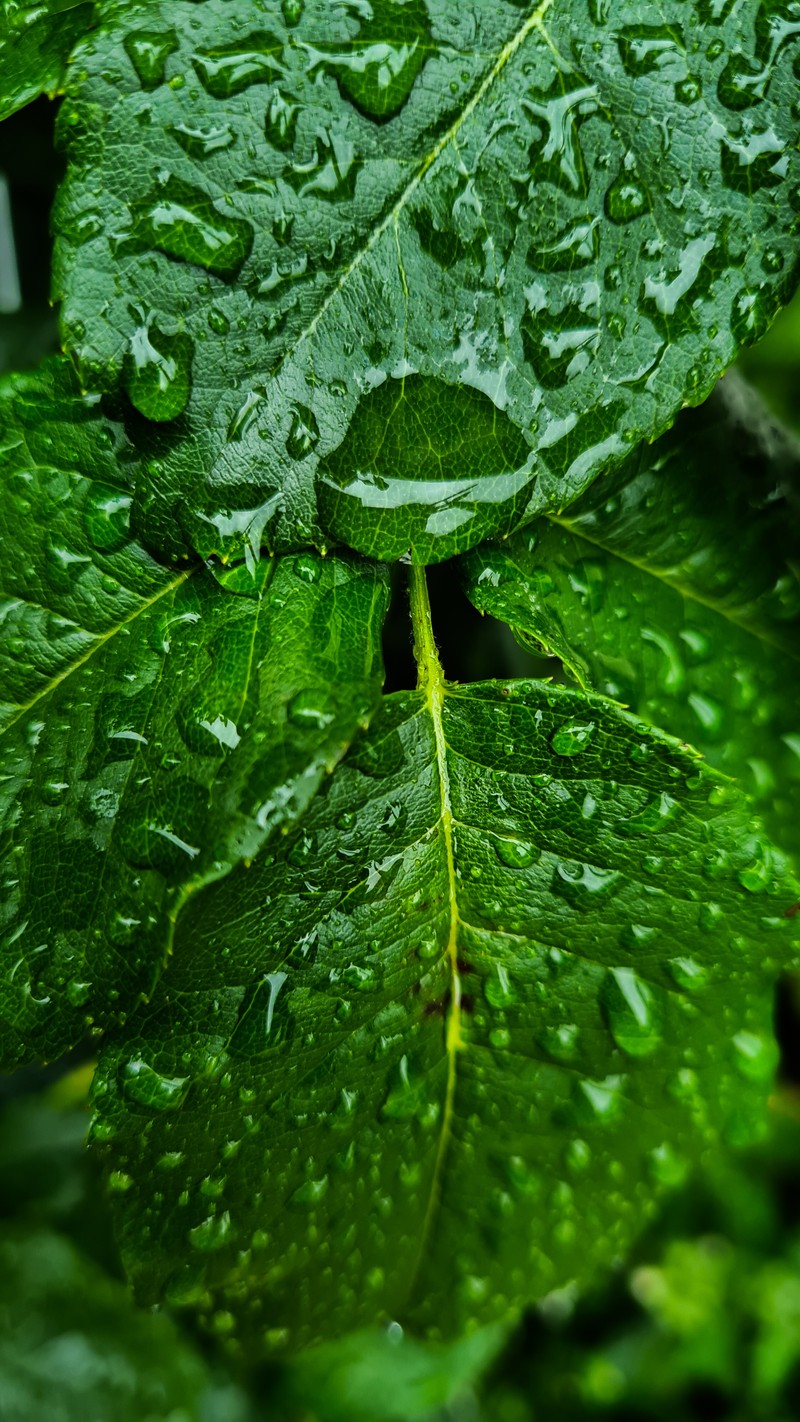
<box><xmin>53</xmin><ymin>0</ymin><xmax>800</xmax><ymax>564</ymax></box>
<box><xmin>0</xmin><ymin>0</ymin><xmax>95</xmax><ymax>122</ymax></box>
<box><xmin>0</xmin><ymin>360</ymin><xmax>388</xmax><ymax>1067</ymax></box>
<box><xmin>462</xmin><ymin>376</ymin><xmax>800</xmax><ymax>861</ymax></box>
<box><xmin>92</xmin><ymin>575</ymin><xmax>799</xmax><ymax>1354</ymax></box>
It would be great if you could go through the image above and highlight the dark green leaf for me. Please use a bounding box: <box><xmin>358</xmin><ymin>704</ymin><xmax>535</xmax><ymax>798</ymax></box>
<box><xmin>0</xmin><ymin>1227</ymin><xmax>207</xmax><ymax>1422</ymax></box>
<box><xmin>0</xmin><ymin>359</ymin><xmax>388</xmax><ymax>1067</ymax></box>
<box><xmin>91</xmin><ymin>570</ymin><xmax>798</xmax><ymax>1355</ymax></box>
<box><xmin>462</xmin><ymin>376</ymin><xmax>800</xmax><ymax>862</ymax></box>
<box><xmin>0</xmin><ymin>0</ymin><xmax>95</xmax><ymax>121</ymax></box>
<box><xmin>52</xmin><ymin>0</ymin><xmax>800</xmax><ymax>564</ymax></box>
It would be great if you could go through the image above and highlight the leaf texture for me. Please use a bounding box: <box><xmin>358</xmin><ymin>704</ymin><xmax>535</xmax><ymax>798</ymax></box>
<box><xmin>52</xmin><ymin>0</ymin><xmax>800</xmax><ymax>564</ymax></box>
<box><xmin>91</xmin><ymin>570</ymin><xmax>799</xmax><ymax>1355</ymax></box>
<box><xmin>0</xmin><ymin>0</ymin><xmax>95</xmax><ymax>122</ymax></box>
<box><xmin>462</xmin><ymin>375</ymin><xmax>800</xmax><ymax>861</ymax></box>
<box><xmin>0</xmin><ymin>360</ymin><xmax>388</xmax><ymax>1067</ymax></box>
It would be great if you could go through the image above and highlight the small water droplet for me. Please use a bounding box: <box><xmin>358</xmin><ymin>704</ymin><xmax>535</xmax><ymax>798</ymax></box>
<box><xmin>551</xmin><ymin>720</ymin><xmax>595</xmax><ymax>757</ymax></box>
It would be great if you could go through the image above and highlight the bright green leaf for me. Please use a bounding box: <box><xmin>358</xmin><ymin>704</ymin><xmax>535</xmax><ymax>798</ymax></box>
<box><xmin>52</xmin><ymin>0</ymin><xmax>800</xmax><ymax>564</ymax></box>
<box><xmin>90</xmin><ymin>569</ymin><xmax>799</xmax><ymax>1356</ymax></box>
<box><xmin>461</xmin><ymin>375</ymin><xmax>800</xmax><ymax>862</ymax></box>
<box><xmin>0</xmin><ymin>359</ymin><xmax>388</xmax><ymax>1067</ymax></box>
<box><xmin>0</xmin><ymin>0</ymin><xmax>95</xmax><ymax>122</ymax></box>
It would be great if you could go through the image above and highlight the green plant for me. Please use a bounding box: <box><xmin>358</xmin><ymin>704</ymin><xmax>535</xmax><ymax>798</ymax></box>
<box><xmin>1</xmin><ymin>0</ymin><xmax>800</xmax><ymax>1400</ymax></box>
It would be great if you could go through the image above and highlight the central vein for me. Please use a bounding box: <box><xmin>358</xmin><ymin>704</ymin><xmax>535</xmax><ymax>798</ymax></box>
<box><xmin>408</xmin><ymin>565</ymin><xmax>462</xmax><ymax>1278</ymax></box>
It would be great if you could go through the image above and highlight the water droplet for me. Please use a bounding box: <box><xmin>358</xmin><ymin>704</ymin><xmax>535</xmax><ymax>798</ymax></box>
<box><xmin>731</xmin><ymin>288</ymin><xmax>772</xmax><ymax>347</ymax></box>
<box><xmin>123</xmin><ymin>29</ymin><xmax>178</xmax><ymax>90</ymax></box>
<box><xmin>192</xmin><ymin>32</ymin><xmax>284</xmax><ymax>98</ymax></box>
<box><xmin>189</xmin><ymin>1211</ymin><xmax>235</xmax><ymax>1251</ymax></box>
<box><xmin>666</xmin><ymin>956</ymin><xmax>708</xmax><ymax>993</ymax></box>
<box><xmin>494</xmin><ymin>836</ymin><xmax>537</xmax><ymax>869</ymax></box>
<box><xmin>177</xmin><ymin>698</ymin><xmax>241</xmax><ymax>755</ymax></box>
<box><xmin>648</xmin><ymin>1142</ymin><xmax>689</xmax><ymax>1188</ymax></box>
<box><xmin>122</xmin><ymin>1057</ymin><xmax>190</xmax><ymax>1110</ymax></box>
<box><xmin>605</xmin><ymin>173</ymin><xmax>650</xmax><ymax>224</ymax></box>
<box><xmin>290</xmin><ymin>1174</ymin><xmax>329</xmax><ymax>1207</ymax></box>
<box><xmin>286</xmin><ymin>404</ymin><xmax>320</xmax><ymax>460</ymax></box>
<box><xmin>311</xmin><ymin>0</ymin><xmax>433</xmax><ymax>122</ymax></box>
<box><xmin>538</xmin><ymin>1022</ymin><xmax>581</xmax><ymax>1062</ymax></box>
<box><xmin>41</xmin><ymin>779</ymin><xmax>69</xmax><ymax>806</ymax></box>
<box><xmin>229</xmin><ymin>972</ymin><xmax>290</xmax><ymax>1058</ymax></box>
<box><xmin>287</xmin><ymin>688</ymin><xmax>336</xmax><ymax>731</ymax></box>
<box><xmin>126</xmin><ymin>174</ymin><xmax>253</xmax><ymax>277</ymax></box>
<box><xmin>83</xmin><ymin>484</ymin><xmax>132</xmax><ymax>552</ymax></box>
<box><xmin>553</xmin><ymin>861</ymin><xmax>623</xmax><ymax>909</ymax></box>
<box><xmin>551</xmin><ymin>721</ymin><xmax>595</xmax><ymax>757</ymax></box>
<box><xmin>265</xmin><ymin>89</ymin><xmax>298</xmax><ymax>150</ymax></box>
<box><xmin>732</xmin><ymin>1030</ymin><xmax>778</xmax><ymax>1083</ymax></box>
<box><xmin>617</xmin><ymin>792</ymin><xmax>681</xmax><ymax>837</ymax></box>
<box><xmin>602</xmin><ymin>968</ymin><xmax>663</xmax><ymax>1057</ymax></box>
<box><xmin>170</xmin><ymin>120</ymin><xmax>236</xmax><ymax>159</ymax></box>
<box><xmin>124</xmin><ymin>321</ymin><xmax>192</xmax><ymax>421</ymax></box>
<box><xmin>317</xmin><ymin>375</ymin><xmax>534</xmax><ymax>560</ymax></box>
<box><xmin>281</xmin><ymin>0</ymin><xmax>304</xmax><ymax>23</ymax></box>
<box><xmin>485</xmin><ymin>965</ymin><xmax>517</xmax><ymax>1008</ymax></box>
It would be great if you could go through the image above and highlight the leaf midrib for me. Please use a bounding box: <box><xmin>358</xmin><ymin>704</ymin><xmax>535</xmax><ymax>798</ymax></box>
<box><xmin>545</xmin><ymin>512</ymin><xmax>800</xmax><ymax>663</ymax></box>
<box><xmin>277</xmin><ymin>0</ymin><xmax>555</xmax><ymax>376</ymax></box>
<box><xmin>1</xmin><ymin>569</ymin><xmax>194</xmax><ymax>737</ymax></box>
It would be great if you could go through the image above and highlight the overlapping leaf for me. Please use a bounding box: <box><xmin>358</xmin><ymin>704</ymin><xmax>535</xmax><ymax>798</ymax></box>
<box><xmin>52</xmin><ymin>0</ymin><xmax>800</xmax><ymax>564</ymax></box>
<box><xmin>91</xmin><ymin>576</ymin><xmax>799</xmax><ymax>1355</ymax></box>
<box><xmin>0</xmin><ymin>0</ymin><xmax>95</xmax><ymax>122</ymax></box>
<box><xmin>462</xmin><ymin>375</ymin><xmax>800</xmax><ymax>861</ymax></box>
<box><xmin>0</xmin><ymin>360</ymin><xmax>388</xmax><ymax>1067</ymax></box>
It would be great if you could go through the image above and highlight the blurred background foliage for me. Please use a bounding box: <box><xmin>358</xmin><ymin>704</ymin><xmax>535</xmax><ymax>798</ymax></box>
<box><xmin>2</xmin><ymin>91</ymin><xmax>800</xmax><ymax>1422</ymax></box>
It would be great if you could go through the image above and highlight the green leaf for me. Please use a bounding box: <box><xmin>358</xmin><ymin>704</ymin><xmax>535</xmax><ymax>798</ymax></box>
<box><xmin>52</xmin><ymin>0</ymin><xmax>800</xmax><ymax>564</ymax></box>
<box><xmin>461</xmin><ymin>375</ymin><xmax>800</xmax><ymax>862</ymax></box>
<box><xmin>0</xmin><ymin>0</ymin><xmax>95</xmax><ymax>121</ymax></box>
<box><xmin>0</xmin><ymin>1226</ymin><xmax>213</xmax><ymax>1422</ymax></box>
<box><xmin>0</xmin><ymin>359</ymin><xmax>388</xmax><ymax>1067</ymax></box>
<box><xmin>90</xmin><ymin>569</ymin><xmax>798</xmax><ymax>1356</ymax></box>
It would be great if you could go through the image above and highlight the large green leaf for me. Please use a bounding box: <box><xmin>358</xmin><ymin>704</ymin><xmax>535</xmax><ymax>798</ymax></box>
<box><xmin>461</xmin><ymin>375</ymin><xmax>800</xmax><ymax>862</ymax></box>
<box><xmin>0</xmin><ymin>359</ymin><xmax>388</xmax><ymax>1067</ymax></box>
<box><xmin>52</xmin><ymin>0</ymin><xmax>800</xmax><ymax>565</ymax></box>
<box><xmin>0</xmin><ymin>0</ymin><xmax>95</xmax><ymax>122</ymax></box>
<box><xmin>91</xmin><ymin>569</ymin><xmax>798</xmax><ymax>1356</ymax></box>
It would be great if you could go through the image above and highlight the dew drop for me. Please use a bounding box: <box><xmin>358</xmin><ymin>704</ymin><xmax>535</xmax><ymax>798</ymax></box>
<box><xmin>494</xmin><ymin>836</ymin><xmax>537</xmax><ymax>869</ymax></box>
<box><xmin>124</xmin><ymin>321</ymin><xmax>192</xmax><ymax>422</ymax></box>
<box><xmin>122</xmin><ymin>1057</ymin><xmax>190</xmax><ymax>1110</ymax></box>
<box><xmin>602</xmin><ymin>967</ymin><xmax>663</xmax><ymax>1057</ymax></box>
<box><xmin>192</xmin><ymin>32</ymin><xmax>284</xmax><ymax>99</ymax></box>
<box><xmin>189</xmin><ymin>1211</ymin><xmax>235</xmax><ymax>1251</ymax></box>
<box><xmin>123</xmin><ymin>29</ymin><xmax>178</xmax><ymax>90</ymax></box>
<box><xmin>286</xmin><ymin>405</ymin><xmax>320</xmax><ymax>460</ymax></box>
<box><xmin>551</xmin><ymin>720</ymin><xmax>595</xmax><ymax>757</ymax></box>
<box><xmin>83</xmin><ymin>484</ymin><xmax>132</xmax><ymax>552</ymax></box>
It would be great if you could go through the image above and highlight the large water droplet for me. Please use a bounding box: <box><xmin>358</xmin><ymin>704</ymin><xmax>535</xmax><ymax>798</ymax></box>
<box><xmin>287</xmin><ymin>689</ymin><xmax>336</xmax><ymax>731</ymax></box>
<box><xmin>123</xmin><ymin>29</ymin><xmax>178</xmax><ymax>90</ymax></box>
<box><xmin>124</xmin><ymin>321</ymin><xmax>192</xmax><ymax>421</ymax></box>
<box><xmin>602</xmin><ymin>967</ymin><xmax>663</xmax><ymax>1057</ymax></box>
<box><xmin>494</xmin><ymin>836</ymin><xmax>537</xmax><ymax>868</ymax></box>
<box><xmin>189</xmin><ymin>1211</ymin><xmax>235</xmax><ymax>1251</ymax></box>
<box><xmin>192</xmin><ymin>32</ymin><xmax>284</xmax><ymax>98</ymax></box>
<box><xmin>286</xmin><ymin>405</ymin><xmax>320</xmax><ymax>460</ymax></box>
<box><xmin>170</xmin><ymin>121</ymin><xmax>236</xmax><ymax>159</ymax></box>
<box><xmin>311</xmin><ymin>0</ymin><xmax>433</xmax><ymax>122</ymax></box>
<box><xmin>126</xmin><ymin>175</ymin><xmax>253</xmax><ymax>277</ymax></box>
<box><xmin>122</xmin><ymin>1057</ymin><xmax>190</xmax><ymax>1110</ymax></box>
<box><xmin>317</xmin><ymin>375</ymin><xmax>534</xmax><ymax>560</ymax></box>
<box><xmin>83</xmin><ymin>484</ymin><xmax>132</xmax><ymax>552</ymax></box>
<box><xmin>551</xmin><ymin>720</ymin><xmax>595</xmax><ymax>757</ymax></box>
<box><xmin>228</xmin><ymin>972</ymin><xmax>291</xmax><ymax>1058</ymax></box>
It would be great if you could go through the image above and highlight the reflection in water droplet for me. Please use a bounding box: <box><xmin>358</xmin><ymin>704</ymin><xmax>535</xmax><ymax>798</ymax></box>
<box><xmin>605</xmin><ymin>173</ymin><xmax>650</xmax><ymax>224</ymax></box>
<box><xmin>308</xmin><ymin>0</ymin><xmax>433</xmax><ymax>122</ymax></box>
<box><xmin>551</xmin><ymin>721</ymin><xmax>595</xmax><ymax>757</ymax></box>
<box><xmin>83</xmin><ymin>484</ymin><xmax>132</xmax><ymax>552</ymax></box>
<box><xmin>286</xmin><ymin>405</ymin><xmax>320</xmax><ymax>459</ymax></box>
<box><xmin>666</xmin><ymin>956</ymin><xmax>708</xmax><ymax>992</ymax></box>
<box><xmin>229</xmin><ymin>972</ymin><xmax>291</xmax><ymax>1058</ymax></box>
<box><xmin>317</xmin><ymin>375</ymin><xmax>534</xmax><ymax>560</ymax></box>
<box><xmin>123</xmin><ymin>29</ymin><xmax>178</xmax><ymax>90</ymax></box>
<box><xmin>494</xmin><ymin>836</ymin><xmax>537</xmax><ymax>869</ymax></box>
<box><xmin>125</xmin><ymin>321</ymin><xmax>192</xmax><ymax>421</ymax></box>
<box><xmin>732</xmin><ymin>1030</ymin><xmax>778</xmax><ymax>1083</ymax></box>
<box><xmin>192</xmin><ymin>32</ymin><xmax>284</xmax><ymax>98</ymax></box>
<box><xmin>170</xmin><ymin>121</ymin><xmax>236</xmax><ymax>159</ymax></box>
<box><xmin>602</xmin><ymin>967</ymin><xmax>663</xmax><ymax>1057</ymax></box>
<box><xmin>189</xmin><ymin>1211</ymin><xmax>235</xmax><ymax>1251</ymax></box>
<box><xmin>287</xmin><ymin>689</ymin><xmax>336</xmax><ymax>730</ymax></box>
<box><xmin>122</xmin><ymin>1057</ymin><xmax>190</xmax><ymax>1110</ymax></box>
<box><xmin>125</xmin><ymin>175</ymin><xmax>253</xmax><ymax>277</ymax></box>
